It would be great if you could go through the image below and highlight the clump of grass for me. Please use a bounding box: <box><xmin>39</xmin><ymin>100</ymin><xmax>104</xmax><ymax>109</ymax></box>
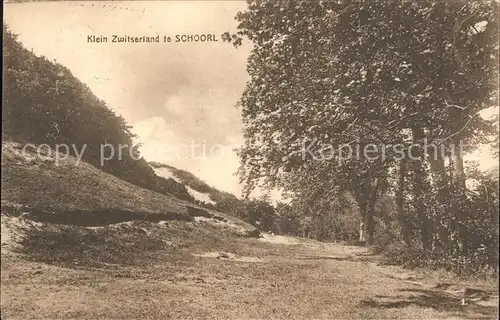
<box><xmin>17</xmin><ymin>223</ymin><xmax>174</xmax><ymax>268</ymax></box>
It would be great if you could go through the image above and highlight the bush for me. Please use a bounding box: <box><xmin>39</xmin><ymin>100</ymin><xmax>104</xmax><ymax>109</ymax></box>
<box><xmin>236</xmin><ymin>198</ymin><xmax>277</xmax><ymax>232</ymax></box>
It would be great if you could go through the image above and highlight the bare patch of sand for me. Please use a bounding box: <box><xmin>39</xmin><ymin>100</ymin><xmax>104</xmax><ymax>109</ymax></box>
<box><xmin>1</xmin><ymin>215</ymin><xmax>42</xmax><ymax>254</ymax></box>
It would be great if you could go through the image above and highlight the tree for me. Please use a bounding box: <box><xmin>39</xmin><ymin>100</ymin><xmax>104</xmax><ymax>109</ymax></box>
<box><xmin>227</xmin><ymin>0</ymin><xmax>498</xmax><ymax>252</ymax></box>
<box><xmin>237</xmin><ymin>198</ymin><xmax>277</xmax><ymax>232</ymax></box>
<box><xmin>274</xmin><ymin>202</ymin><xmax>301</xmax><ymax>235</ymax></box>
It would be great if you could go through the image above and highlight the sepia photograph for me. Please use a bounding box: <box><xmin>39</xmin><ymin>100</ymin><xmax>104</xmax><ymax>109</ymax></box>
<box><xmin>1</xmin><ymin>0</ymin><xmax>499</xmax><ymax>319</ymax></box>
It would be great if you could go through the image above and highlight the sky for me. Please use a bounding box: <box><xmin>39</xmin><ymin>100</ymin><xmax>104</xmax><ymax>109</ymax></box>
<box><xmin>4</xmin><ymin>1</ymin><xmax>498</xmax><ymax>199</ymax></box>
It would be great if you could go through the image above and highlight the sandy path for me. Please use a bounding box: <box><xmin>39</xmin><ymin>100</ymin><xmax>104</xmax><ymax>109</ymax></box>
<box><xmin>1</xmin><ymin>233</ymin><xmax>498</xmax><ymax>320</ymax></box>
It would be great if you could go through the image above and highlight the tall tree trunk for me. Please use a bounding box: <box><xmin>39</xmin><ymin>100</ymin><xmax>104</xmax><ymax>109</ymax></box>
<box><xmin>353</xmin><ymin>177</ymin><xmax>380</xmax><ymax>246</ymax></box>
<box><xmin>357</xmin><ymin>202</ymin><xmax>375</xmax><ymax>245</ymax></box>
<box><xmin>366</xmin><ymin>177</ymin><xmax>380</xmax><ymax>246</ymax></box>
<box><xmin>428</xmin><ymin>148</ymin><xmax>451</xmax><ymax>253</ymax></box>
<box><xmin>411</xmin><ymin>127</ymin><xmax>432</xmax><ymax>251</ymax></box>
<box><xmin>365</xmin><ymin>194</ymin><xmax>376</xmax><ymax>246</ymax></box>
<box><xmin>355</xmin><ymin>188</ymin><xmax>371</xmax><ymax>245</ymax></box>
<box><xmin>359</xmin><ymin>220</ymin><xmax>366</xmax><ymax>243</ymax></box>
<box><xmin>450</xmin><ymin>141</ymin><xmax>468</xmax><ymax>256</ymax></box>
<box><xmin>485</xmin><ymin>183</ymin><xmax>499</xmax><ymax>273</ymax></box>
<box><xmin>450</xmin><ymin>142</ymin><xmax>466</xmax><ymax>190</ymax></box>
<box><xmin>396</xmin><ymin>159</ymin><xmax>412</xmax><ymax>248</ymax></box>
<box><xmin>357</xmin><ymin>196</ymin><xmax>367</xmax><ymax>243</ymax></box>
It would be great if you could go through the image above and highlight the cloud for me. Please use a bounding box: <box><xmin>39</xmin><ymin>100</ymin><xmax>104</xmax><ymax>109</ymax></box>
<box><xmin>132</xmin><ymin>117</ymin><xmax>180</xmax><ymax>163</ymax></box>
<box><xmin>132</xmin><ymin>116</ymin><xmax>244</xmax><ymax>195</ymax></box>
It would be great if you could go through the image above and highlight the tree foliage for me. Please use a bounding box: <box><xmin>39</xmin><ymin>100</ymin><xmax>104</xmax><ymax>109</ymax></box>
<box><xmin>228</xmin><ymin>1</ymin><xmax>499</xmax><ymax>273</ymax></box>
<box><xmin>236</xmin><ymin>197</ymin><xmax>277</xmax><ymax>232</ymax></box>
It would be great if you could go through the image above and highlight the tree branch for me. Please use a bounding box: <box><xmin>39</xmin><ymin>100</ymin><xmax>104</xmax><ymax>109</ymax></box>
<box><xmin>439</xmin><ymin>112</ymin><xmax>479</xmax><ymax>143</ymax></box>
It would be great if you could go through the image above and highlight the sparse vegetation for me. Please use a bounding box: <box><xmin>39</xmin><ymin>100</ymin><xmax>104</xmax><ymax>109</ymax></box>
<box><xmin>228</xmin><ymin>0</ymin><xmax>499</xmax><ymax>276</ymax></box>
<box><xmin>150</xmin><ymin>161</ymin><xmax>245</xmax><ymax>214</ymax></box>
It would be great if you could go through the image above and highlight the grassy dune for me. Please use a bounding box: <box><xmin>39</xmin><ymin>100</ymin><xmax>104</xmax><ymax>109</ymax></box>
<box><xmin>1</xmin><ymin>141</ymin><xmax>497</xmax><ymax>319</ymax></box>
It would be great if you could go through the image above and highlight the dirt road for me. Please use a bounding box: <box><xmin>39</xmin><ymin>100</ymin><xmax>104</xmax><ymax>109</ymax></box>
<box><xmin>1</xmin><ymin>232</ymin><xmax>498</xmax><ymax>320</ymax></box>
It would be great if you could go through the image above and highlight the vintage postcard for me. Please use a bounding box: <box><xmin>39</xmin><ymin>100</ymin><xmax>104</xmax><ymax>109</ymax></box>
<box><xmin>2</xmin><ymin>1</ymin><xmax>499</xmax><ymax>319</ymax></box>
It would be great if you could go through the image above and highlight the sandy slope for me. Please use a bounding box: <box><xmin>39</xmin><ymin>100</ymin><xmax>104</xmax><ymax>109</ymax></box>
<box><xmin>153</xmin><ymin>166</ymin><xmax>216</xmax><ymax>206</ymax></box>
<box><xmin>1</xmin><ymin>141</ymin><xmax>258</xmax><ymax>235</ymax></box>
<box><xmin>1</xmin><ymin>221</ymin><xmax>498</xmax><ymax>320</ymax></box>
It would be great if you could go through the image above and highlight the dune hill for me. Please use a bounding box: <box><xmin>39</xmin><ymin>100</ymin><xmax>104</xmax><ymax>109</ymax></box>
<box><xmin>1</xmin><ymin>24</ymin><xmax>257</xmax><ymax>238</ymax></box>
<box><xmin>150</xmin><ymin>162</ymin><xmax>244</xmax><ymax>213</ymax></box>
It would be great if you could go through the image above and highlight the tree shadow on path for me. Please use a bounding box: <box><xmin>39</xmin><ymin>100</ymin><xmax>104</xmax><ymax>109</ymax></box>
<box><xmin>359</xmin><ymin>287</ymin><xmax>498</xmax><ymax>320</ymax></box>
